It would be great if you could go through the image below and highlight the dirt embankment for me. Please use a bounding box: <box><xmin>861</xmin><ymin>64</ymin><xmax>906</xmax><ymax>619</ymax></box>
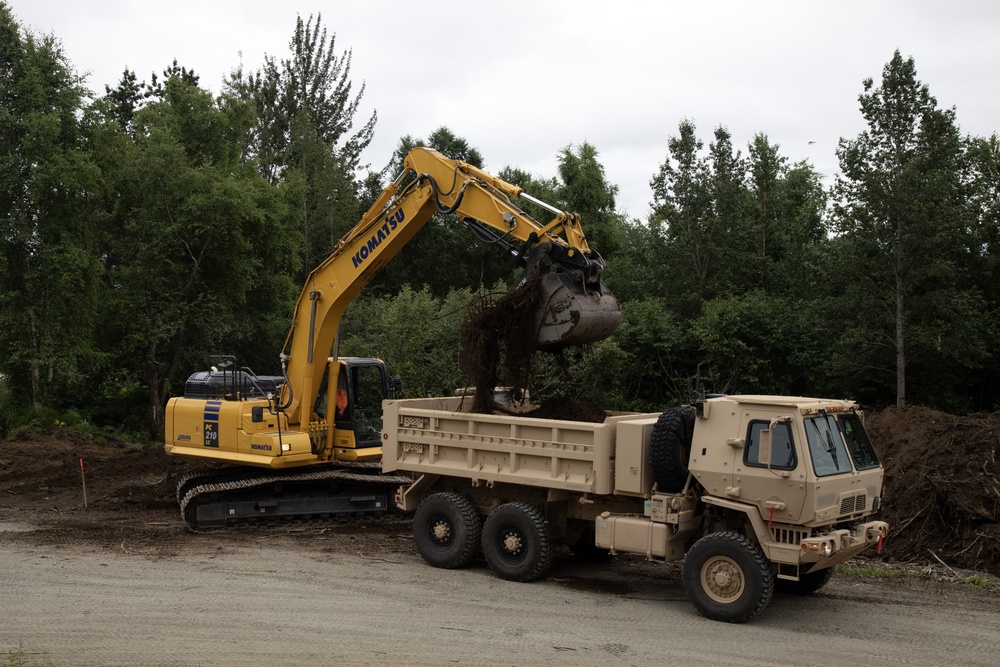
<box><xmin>867</xmin><ymin>407</ymin><xmax>1000</xmax><ymax>575</ymax></box>
<box><xmin>1</xmin><ymin>406</ymin><xmax>999</xmax><ymax>576</ymax></box>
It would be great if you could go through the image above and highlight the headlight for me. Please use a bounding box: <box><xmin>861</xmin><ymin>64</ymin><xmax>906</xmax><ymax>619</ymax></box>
<box><xmin>802</xmin><ymin>539</ymin><xmax>836</xmax><ymax>556</ymax></box>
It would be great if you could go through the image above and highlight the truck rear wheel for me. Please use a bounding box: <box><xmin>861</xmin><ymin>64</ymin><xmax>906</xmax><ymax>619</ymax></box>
<box><xmin>413</xmin><ymin>492</ymin><xmax>482</xmax><ymax>569</ymax></box>
<box><xmin>649</xmin><ymin>406</ymin><xmax>695</xmax><ymax>492</ymax></box>
<box><xmin>683</xmin><ymin>531</ymin><xmax>774</xmax><ymax>623</ymax></box>
<box><xmin>482</xmin><ymin>502</ymin><xmax>554</xmax><ymax>582</ymax></box>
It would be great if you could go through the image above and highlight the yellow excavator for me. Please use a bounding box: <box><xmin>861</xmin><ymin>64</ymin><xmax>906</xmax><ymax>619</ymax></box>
<box><xmin>165</xmin><ymin>147</ymin><xmax>621</xmax><ymax>528</ymax></box>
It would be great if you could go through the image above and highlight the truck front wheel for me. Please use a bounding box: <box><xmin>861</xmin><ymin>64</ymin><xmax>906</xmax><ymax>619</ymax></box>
<box><xmin>482</xmin><ymin>502</ymin><xmax>554</xmax><ymax>582</ymax></box>
<box><xmin>683</xmin><ymin>531</ymin><xmax>775</xmax><ymax>623</ymax></box>
<box><xmin>413</xmin><ymin>492</ymin><xmax>482</xmax><ymax>569</ymax></box>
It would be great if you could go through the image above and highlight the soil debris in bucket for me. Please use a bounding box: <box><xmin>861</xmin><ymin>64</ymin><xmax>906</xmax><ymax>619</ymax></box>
<box><xmin>459</xmin><ymin>277</ymin><xmax>543</xmax><ymax>414</ymax></box>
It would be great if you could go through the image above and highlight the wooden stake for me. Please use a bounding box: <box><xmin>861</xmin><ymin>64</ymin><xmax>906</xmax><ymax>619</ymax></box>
<box><xmin>79</xmin><ymin>458</ymin><xmax>88</xmax><ymax>509</ymax></box>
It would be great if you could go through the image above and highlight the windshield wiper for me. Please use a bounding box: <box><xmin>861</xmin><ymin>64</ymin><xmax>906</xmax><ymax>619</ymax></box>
<box><xmin>824</xmin><ymin>427</ymin><xmax>840</xmax><ymax>469</ymax></box>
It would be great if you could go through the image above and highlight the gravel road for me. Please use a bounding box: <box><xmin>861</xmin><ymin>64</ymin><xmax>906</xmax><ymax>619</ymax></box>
<box><xmin>3</xmin><ymin>516</ymin><xmax>999</xmax><ymax>667</ymax></box>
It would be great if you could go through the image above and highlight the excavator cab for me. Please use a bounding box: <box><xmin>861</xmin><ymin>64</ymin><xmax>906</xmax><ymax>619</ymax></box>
<box><xmin>324</xmin><ymin>357</ymin><xmax>398</xmax><ymax>459</ymax></box>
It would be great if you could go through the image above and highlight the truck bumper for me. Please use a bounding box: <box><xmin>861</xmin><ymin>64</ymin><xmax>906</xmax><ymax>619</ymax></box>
<box><xmin>799</xmin><ymin>520</ymin><xmax>888</xmax><ymax>565</ymax></box>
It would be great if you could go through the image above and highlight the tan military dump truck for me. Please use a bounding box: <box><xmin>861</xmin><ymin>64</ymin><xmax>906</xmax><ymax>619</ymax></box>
<box><xmin>383</xmin><ymin>394</ymin><xmax>888</xmax><ymax>622</ymax></box>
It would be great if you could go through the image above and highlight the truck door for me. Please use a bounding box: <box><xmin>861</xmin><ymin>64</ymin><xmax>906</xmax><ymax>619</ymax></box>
<box><xmin>735</xmin><ymin>411</ymin><xmax>806</xmax><ymax>524</ymax></box>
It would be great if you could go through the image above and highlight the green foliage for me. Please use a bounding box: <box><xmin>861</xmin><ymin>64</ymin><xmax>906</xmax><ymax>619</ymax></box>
<box><xmin>0</xmin><ymin>4</ymin><xmax>105</xmax><ymax>413</ymax></box>
<box><xmin>84</xmin><ymin>75</ymin><xmax>303</xmax><ymax>436</ymax></box>
<box><xmin>338</xmin><ymin>286</ymin><xmax>474</xmax><ymax>397</ymax></box>
<box><xmin>832</xmin><ymin>50</ymin><xmax>986</xmax><ymax>408</ymax></box>
<box><xmin>555</xmin><ymin>142</ymin><xmax>627</xmax><ymax>258</ymax></box>
<box><xmin>692</xmin><ymin>292</ymin><xmax>803</xmax><ymax>395</ymax></box>
<box><xmin>226</xmin><ymin>13</ymin><xmax>374</xmax><ymax>280</ymax></box>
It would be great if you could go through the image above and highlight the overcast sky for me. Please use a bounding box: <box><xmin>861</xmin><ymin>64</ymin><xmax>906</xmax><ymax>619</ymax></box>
<box><xmin>9</xmin><ymin>1</ymin><xmax>1000</xmax><ymax>219</ymax></box>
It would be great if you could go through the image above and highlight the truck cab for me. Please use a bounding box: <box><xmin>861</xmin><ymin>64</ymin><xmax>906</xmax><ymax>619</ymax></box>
<box><xmin>689</xmin><ymin>395</ymin><xmax>883</xmax><ymax>531</ymax></box>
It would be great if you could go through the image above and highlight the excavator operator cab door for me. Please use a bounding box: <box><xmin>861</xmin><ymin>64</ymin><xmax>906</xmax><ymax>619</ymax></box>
<box><xmin>329</xmin><ymin>357</ymin><xmax>394</xmax><ymax>460</ymax></box>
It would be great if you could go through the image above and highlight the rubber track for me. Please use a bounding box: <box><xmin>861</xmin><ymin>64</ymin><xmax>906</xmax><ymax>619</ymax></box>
<box><xmin>174</xmin><ymin>461</ymin><xmax>384</xmax><ymax>504</ymax></box>
<box><xmin>178</xmin><ymin>464</ymin><xmax>412</xmax><ymax>530</ymax></box>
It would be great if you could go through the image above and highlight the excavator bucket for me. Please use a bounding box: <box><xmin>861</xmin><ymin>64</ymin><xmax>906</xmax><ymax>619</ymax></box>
<box><xmin>535</xmin><ymin>272</ymin><xmax>621</xmax><ymax>348</ymax></box>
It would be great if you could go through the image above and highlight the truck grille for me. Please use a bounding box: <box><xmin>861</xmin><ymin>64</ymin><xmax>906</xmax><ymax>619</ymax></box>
<box><xmin>771</xmin><ymin>527</ymin><xmax>810</xmax><ymax>544</ymax></box>
<box><xmin>839</xmin><ymin>493</ymin><xmax>867</xmax><ymax>516</ymax></box>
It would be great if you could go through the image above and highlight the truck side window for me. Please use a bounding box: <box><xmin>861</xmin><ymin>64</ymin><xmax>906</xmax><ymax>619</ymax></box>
<box><xmin>745</xmin><ymin>421</ymin><xmax>796</xmax><ymax>469</ymax></box>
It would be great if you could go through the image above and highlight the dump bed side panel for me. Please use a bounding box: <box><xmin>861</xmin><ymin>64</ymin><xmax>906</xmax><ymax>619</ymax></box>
<box><xmin>382</xmin><ymin>397</ymin><xmax>651</xmax><ymax>495</ymax></box>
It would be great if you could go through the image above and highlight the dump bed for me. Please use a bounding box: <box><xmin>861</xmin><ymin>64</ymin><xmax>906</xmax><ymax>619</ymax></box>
<box><xmin>382</xmin><ymin>396</ymin><xmax>657</xmax><ymax>495</ymax></box>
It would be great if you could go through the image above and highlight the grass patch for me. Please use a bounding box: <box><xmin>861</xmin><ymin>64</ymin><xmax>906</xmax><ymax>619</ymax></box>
<box><xmin>3</xmin><ymin>643</ymin><xmax>51</xmax><ymax>667</ymax></box>
<box><xmin>838</xmin><ymin>560</ymin><xmax>1000</xmax><ymax>591</ymax></box>
<box><xmin>837</xmin><ymin>561</ymin><xmax>919</xmax><ymax>581</ymax></box>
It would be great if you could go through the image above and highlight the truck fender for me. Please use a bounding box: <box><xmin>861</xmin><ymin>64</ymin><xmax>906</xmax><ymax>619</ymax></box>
<box><xmin>700</xmin><ymin>496</ymin><xmax>772</xmax><ymax>555</ymax></box>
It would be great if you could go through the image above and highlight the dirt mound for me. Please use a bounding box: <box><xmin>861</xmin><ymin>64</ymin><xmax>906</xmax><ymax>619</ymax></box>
<box><xmin>519</xmin><ymin>397</ymin><xmax>607</xmax><ymax>423</ymax></box>
<box><xmin>867</xmin><ymin>407</ymin><xmax>1000</xmax><ymax>575</ymax></box>
<box><xmin>0</xmin><ymin>430</ymin><xmax>197</xmax><ymax>514</ymax></box>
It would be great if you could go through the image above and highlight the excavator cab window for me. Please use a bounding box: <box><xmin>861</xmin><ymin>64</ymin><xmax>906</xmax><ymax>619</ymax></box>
<box><xmin>332</xmin><ymin>361</ymin><xmax>390</xmax><ymax>448</ymax></box>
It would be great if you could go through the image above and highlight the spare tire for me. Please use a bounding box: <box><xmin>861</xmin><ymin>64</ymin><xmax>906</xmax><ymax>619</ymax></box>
<box><xmin>649</xmin><ymin>405</ymin><xmax>696</xmax><ymax>492</ymax></box>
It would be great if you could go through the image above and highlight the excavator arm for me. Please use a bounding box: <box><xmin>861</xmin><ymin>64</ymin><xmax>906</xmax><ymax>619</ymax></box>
<box><xmin>278</xmin><ymin>147</ymin><xmax>621</xmax><ymax>428</ymax></box>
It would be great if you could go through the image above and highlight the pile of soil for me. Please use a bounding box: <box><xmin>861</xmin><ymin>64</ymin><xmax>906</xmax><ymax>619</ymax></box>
<box><xmin>867</xmin><ymin>407</ymin><xmax>1000</xmax><ymax>575</ymax></box>
<box><xmin>519</xmin><ymin>397</ymin><xmax>607</xmax><ymax>423</ymax></box>
<box><xmin>0</xmin><ymin>429</ymin><xmax>194</xmax><ymax>513</ymax></box>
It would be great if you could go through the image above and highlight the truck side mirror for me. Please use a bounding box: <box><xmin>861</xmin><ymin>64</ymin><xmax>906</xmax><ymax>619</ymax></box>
<box><xmin>758</xmin><ymin>429</ymin><xmax>773</xmax><ymax>467</ymax></box>
<box><xmin>390</xmin><ymin>375</ymin><xmax>403</xmax><ymax>399</ymax></box>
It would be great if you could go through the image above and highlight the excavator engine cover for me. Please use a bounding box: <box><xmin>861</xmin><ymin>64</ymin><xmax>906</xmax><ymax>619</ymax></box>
<box><xmin>535</xmin><ymin>272</ymin><xmax>621</xmax><ymax>348</ymax></box>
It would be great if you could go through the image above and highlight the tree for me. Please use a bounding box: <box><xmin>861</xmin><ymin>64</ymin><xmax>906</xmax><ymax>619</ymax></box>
<box><xmin>555</xmin><ymin>142</ymin><xmax>626</xmax><ymax>259</ymax></box>
<box><xmin>0</xmin><ymin>4</ymin><xmax>104</xmax><ymax>412</ymax></box>
<box><xmin>745</xmin><ymin>135</ymin><xmax>827</xmax><ymax>296</ymax></box>
<box><xmin>90</xmin><ymin>75</ymin><xmax>302</xmax><ymax>435</ymax></box>
<box><xmin>338</xmin><ymin>286</ymin><xmax>474</xmax><ymax>397</ymax></box>
<box><xmin>227</xmin><ymin>13</ymin><xmax>376</xmax><ymax>276</ymax></box>
<box><xmin>648</xmin><ymin>120</ymin><xmax>714</xmax><ymax>311</ymax></box>
<box><xmin>833</xmin><ymin>51</ymin><xmax>984</xmax><ymax>408</ymax></box>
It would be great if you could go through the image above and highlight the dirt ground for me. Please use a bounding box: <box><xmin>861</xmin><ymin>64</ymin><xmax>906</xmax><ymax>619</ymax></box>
<box><xmin>2</xmin><ymin>413</ymin><xmax>999</xmax><ymax>666</ymax></box>
<box><xmin>1</xmin><ymin>406</ymin><xmax>999</xmax><ymax>575</ymax></box>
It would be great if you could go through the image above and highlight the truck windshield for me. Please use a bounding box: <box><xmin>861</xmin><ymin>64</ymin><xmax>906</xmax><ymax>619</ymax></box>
<box><xmin>838</xmin><ymin>412</ymin><xmax>881</xmax><ymax>470</ymax></box>
<box><xmin>804</xmin><ymin>415</ymin><xmax>853</xmax><ymax>477</ymax></box>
